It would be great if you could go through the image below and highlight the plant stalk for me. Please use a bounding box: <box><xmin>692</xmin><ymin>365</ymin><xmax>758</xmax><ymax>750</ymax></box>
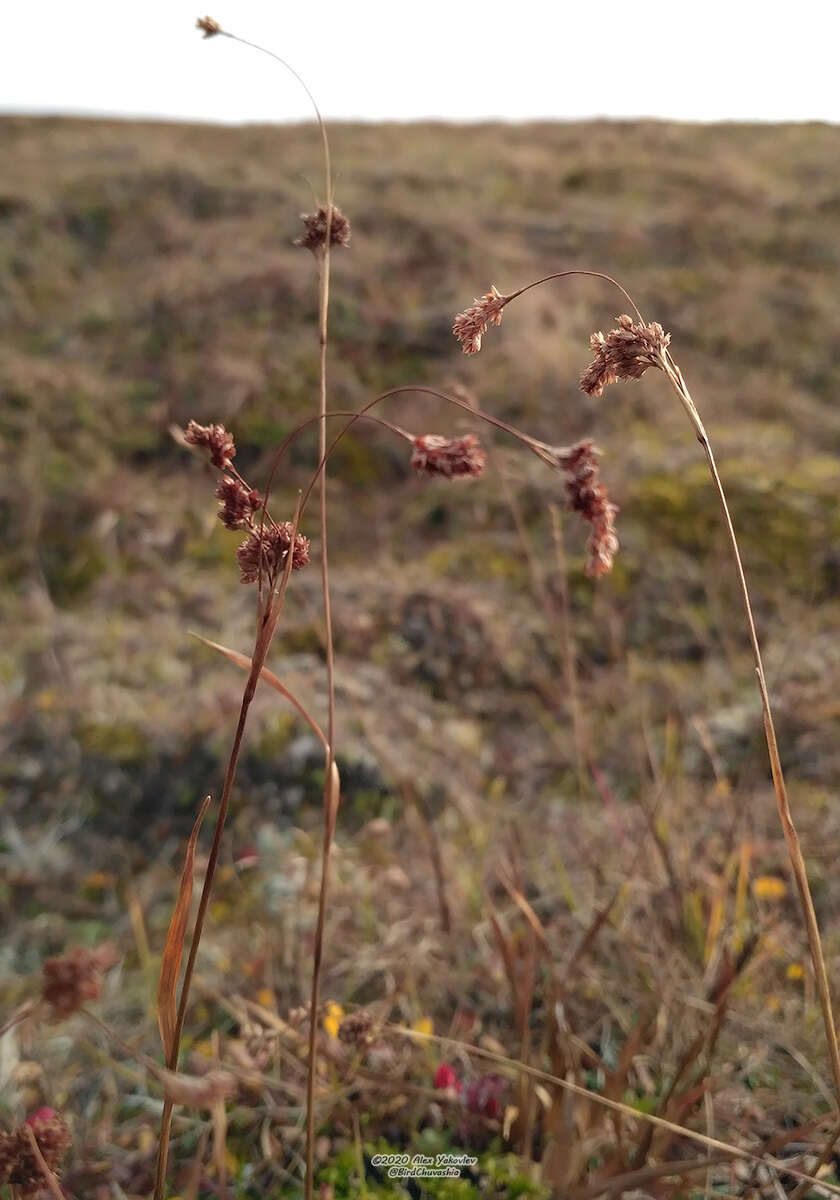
<box><xmin>659</xmin><ymin>351</ymin><xmax>840</xmax><ymax>1113</ymax></box>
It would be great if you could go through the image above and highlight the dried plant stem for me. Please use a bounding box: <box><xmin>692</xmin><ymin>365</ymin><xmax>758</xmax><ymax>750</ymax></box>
<box><xmin>549</xmin><ymin>505</ymin><xmax>588</xmax><ymax>799</ymax></box>
<box><xmin>304</xmin><ymin>144</ymin><xmax>337</xmax><ymax>1200</ymax></box>
<box><xmin>195</xmin><ymin>30</ymin><xmax>336</xmax><ymax>1197</ymax></box>
<box><xmin>658</xmin><ymin>350</ymin><xmax>840</xmax><ymax>1114</ymax></box>
<box><xmin>153</xmin><ymin>596</ymin><xmax>283</xmax><ymax>1200</ymax></box>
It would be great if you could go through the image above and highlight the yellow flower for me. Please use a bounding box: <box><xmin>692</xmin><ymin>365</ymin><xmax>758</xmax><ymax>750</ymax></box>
<box><xmin>786</xmin><ymin>963</ymin><xmax>805</xmax><ymax>981</ymax></box>
<box><xmin>323</xmin><ymin>1002</ymin><xmax>344</xmax><ymax>1039</ymax></box>
<box><xmin>752</xmin><ymin>876</ymin><xmax>787</xmax><ymax>901</ymax></box>
<box><xmin>411</xmin><ymin>1016</ymin><xmax>434</xmax><ymax>1037</ymax></box>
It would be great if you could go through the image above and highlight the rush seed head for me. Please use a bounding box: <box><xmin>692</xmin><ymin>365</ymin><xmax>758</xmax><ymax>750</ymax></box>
<box><xmin>452</xmin><ymin>286</ymin><xmax>506</xmax><ymax>355</ymax></box>
<box><xmin>411</xmin><ymin>433</ymin><xmax>486</xmax><ymax>479</ymax></box>
<box><xmin>580</xmin><ymin>315</ymin><xmax>670</xmax><ymax>397</ymax></box>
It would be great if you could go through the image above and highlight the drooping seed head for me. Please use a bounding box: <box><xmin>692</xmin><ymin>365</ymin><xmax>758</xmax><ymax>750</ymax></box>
<box><xmin>554</xmin><ymin>439</ymin><xmax>619</xmax><ymax>578</ymax></box>
<box><xmin>411</xmin><ymin>433</ymin><xmax>486</xmax><ymax>479</ymax></box>
<box><xmin>580</xmin><ymin>315</ymin><xmax>670</xmax><ymax>397</ymax></box>
<box><xmin>295</xmin><ymin>205</ymin><xmax>351</xmax><ymax>253</ymax></box>
<box><xmin>236</xmin><ymin>522</ymin><xmax>311</xmax><ymax>585</ymax></box>
<box><xmin>452</xmin><ymin>286</ymin><xmax>506</xmax><ymax>355</ymax></box>
<box><xmin>184</xmin><ymin>420</ymin><xmax>236</xmax><ymax>469</ymax></box>
<box><xmin>196</xmin><ymin>15</ymin><xmax>222</xmax><ymax>37</ymax></box>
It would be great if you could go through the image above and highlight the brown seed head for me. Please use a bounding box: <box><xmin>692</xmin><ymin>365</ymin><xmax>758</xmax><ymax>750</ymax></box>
<box><xmin>215</xmin><ymin>475</ymin><xmax>263</xmax><ymax>530</ymax></box>
<box><xmin>338</xmin><ymin>1009</ymin><xmax>375</xmax><ymax>1048</ymax></box>
<box><xmin>196</xmin><ymin>15</ymin><xmax>222</xmax><ymax>37</ymax></box>
<box><xmin>0</xmin><ymin>1113</ymin><xmax>71</xmax><ymax>1194</ymax></box>
<box><xmin>184</xmin><ymin>420</ymin><xmax>236</xmax><ymax>468</ymax></box>
<box><xmin>295</xmin><ymin>205</ymin><xmax>351</xmax><ymax>253</ymax></box>
<box><xmin>580</xmin><ymin>314</ymin><xmax>670</xmax><ymax>397</ymax></box>
<box><xmin>42</xmin><ymin>944</ymin><xmax>118</xmax><ymax>1021</ymax></box>
<box><xmin>237</xmin><ymin>522</ymin><xmax>310</xmax><ymax>584</ymax></box>
<box><xmin>411</xmin><ymin>433</ymin><xmax>486</xmax><ymax>479</ymax></box>
<box><xmin>555</xmin><ymin>439</ymin><xmax>619</xmax><ymax>578</ymax></box>
<box><xmin>452</xmin><ymin>285</ymin><xmax>506</xmax><ymax>355</ymax></box>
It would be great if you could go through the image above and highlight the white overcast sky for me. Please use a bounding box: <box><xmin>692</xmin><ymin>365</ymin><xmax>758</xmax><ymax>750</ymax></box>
<box><xmin>3</xmin><ymin>0</ymin><xmax>840</xmax><ymax>124</ymax></box>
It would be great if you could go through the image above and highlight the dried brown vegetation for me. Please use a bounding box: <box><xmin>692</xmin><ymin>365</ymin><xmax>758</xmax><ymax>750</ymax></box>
<box><xmin>2</xmin><ymin>88</ymin><xmax>840</xmax><ymax>1200</ymax></box>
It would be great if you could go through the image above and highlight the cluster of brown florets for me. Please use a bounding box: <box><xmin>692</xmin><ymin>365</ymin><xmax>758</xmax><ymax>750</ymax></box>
<box><xmin>196</xmin><ymin>15</ymin><xmax>222</xmax><ymax>37</ymax></box>
<box><xmin>236</xmin><ymin>522</ymin><xmax>311</xmax><ymax>584</ymax></box>
<box><xmin>215</xmin><ymin>475</ymin><xmax>264</xmax><ymax>531</ymax></box>
<box><xmin>337</xmin><ymin>1008</ymin><xmax>375</xmax><ymax>1048</ymax></box>
<box><xmin>411</xmin><ymin>433</ymin><xmax>486</xmax><ymax>479</ymax></box>
<box><xmin>555</xmin><ymin>440</ymin><xmax>619</xmax><ymax>578</ymax></box>
<box><xmin>183</xmin><ymin>421</ymin><xmax>309</xmax><ymax>585</ymax></box>
<box><xmin>0</xmin><ymin>1109</ymin><xmax>71</xmax><ymax>1196</ymax></box>
<box><xmin>295</xmin><ymin>205</ymin><xmax>352</xmax><ymax>253</ymax></box>
<box><xmin>452</xmin><ymin>286</ymin><xmax>506</xmax><ymax>355</ymax></box>
<box><xmin>184</xmin><ymin>420</ymin><xmax>236</xmax><ymax>469</ymax></box>
<box><xmin>580</xmin><ymin>315</ymin><xmax>670</xmax><ymax>397</ymax></box>
<box><xmin>42</xmin><ymin>944</ymin><xmax>117</xmax><ymax>1021</ymax></box>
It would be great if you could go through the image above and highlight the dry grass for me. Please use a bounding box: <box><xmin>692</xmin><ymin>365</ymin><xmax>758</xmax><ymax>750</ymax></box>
<box><xmin>2</xmin><ymin>95</ymin><xmax>840</xmax><ymax>1199</ymax></box>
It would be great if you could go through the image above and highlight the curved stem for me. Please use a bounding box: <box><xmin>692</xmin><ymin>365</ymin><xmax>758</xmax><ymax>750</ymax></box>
<box><xmin>259</xmin><ymin>384</ymin><xmax>562</xmax><ymax>527</ymax></box>
<box><xmin>219</xmin><ymin>32</ymin><xmax>331</xmax><ymax>206</ymax></box>
<box><xmin>504</xmin><ymin>269</ymin><xmax>645</xmax><ymax>323</ymax></box>
<box><xmin>659</xmin><ymin>353</ymin><xmax>840</xmax><ymax>1116</ymax></box>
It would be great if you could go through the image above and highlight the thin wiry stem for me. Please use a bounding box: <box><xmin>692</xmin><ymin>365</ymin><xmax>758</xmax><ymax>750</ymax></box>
<box><xmin>217</xmin><ymin>32</ymin><xmax>331</xmax><ymax>199</ymax></box>
<box><xmin>656</xmin><ymin>350</ymin><xmax>840</xmax><ymax>1134</ymax></box>
<box><xmin>153</xmin><ymin>596</ymin><xmax>281</xmax><ymax>1200</ymax></box>
<box><xmin>258</xmin><ymin>384</ymin><xmax>564</xmax><ymax>525</ymax></box>
<box><xmin>505</xmin><ymin>269</ymin><xmax>645</xmax><ymax>323</ymax></box>
<box><xmin>194</xmin><ymin>28</ymin><xmax>335</xmax><ymax>1197</ymax></box>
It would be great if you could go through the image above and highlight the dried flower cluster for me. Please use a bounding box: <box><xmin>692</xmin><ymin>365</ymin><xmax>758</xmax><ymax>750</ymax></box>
<box><xmin>42</xmin><ymin>944</ymin><xmax>117</xmax><ymax>1021</ymax></box>
<box><xmin>452</xmin><ymin>285</ymin><xmax>506</xmax><ymax>355</ymax></box>
<box><xmin>196</xmin><ymin>15</ymin><xmax>222</xmax><ymax>37</ymax></box>
<box><xmin>555</xmin><ymin>440</ymin><xmax>619</xmax><ymax>578</ymax></box>
<box><xmin>215</xmin><ymin>475</ymin><xmax>263</xmax><ymax>530</ymax></box>
<box><xmin>338</xmin><ymin>1008</ymin><xmax>375</xmax><ymax>1048</ymax></box>
<box><xmin>411</xmin><ymin>433</ymin><xmax>486</xmax><ymax>479</ymax></box>
<box><xmin>295</xmin><ymin>205</ymin><xmax>351</xmax><ymax>252</ymax></box>
<box><xmin>237</xmin><ymin>522</ymin><xmax>311</xmax><ymax>584</ymax></box>
<box><xmin>184</xmin><ymin>420</ymin><xmax>236</xmax><ymax>468</ymax></box>
<box><xmin>580</xmin><ymin>314</ymin><xmax>670</xmax><ymax>397</ymax></box>
<box><xmin>0</xmin><ymin>1110</ymin><xmax>71</xmax><ymax>1196</ymax></box>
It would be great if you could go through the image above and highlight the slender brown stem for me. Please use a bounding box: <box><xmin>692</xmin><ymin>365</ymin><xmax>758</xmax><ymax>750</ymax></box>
<box><xmin>153</xmin><ymin>599</ymin><xmax>280</xmax><ymax>1200</ymax></box>
<box><xmin>195</xmin><ymin>29</ymin><xmax>336</xmax><ymax>1198</ymax></box>
<box><xmin>549</xmin><ymin>505</ymin><xmax>588</xmax><ymax>799</ymax></box>
<box><xmin>303</xmin><ymin>237</ymin><xmax>337</xmax><ymax>1200</ymax></box>
<box><xmin>658</xmin><ymin>353</ymin><xmax>840</xmax><ymax>1116</ymax></box>
<box><xmin>505</xmin><ymin>269</ymin><xmax>645</xmax><ymax>323</ymax></box>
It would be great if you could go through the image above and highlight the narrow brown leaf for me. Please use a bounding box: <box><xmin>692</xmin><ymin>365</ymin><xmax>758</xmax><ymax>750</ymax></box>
<box><xmin>157</xmin><ymin>794</ymin><xmax>211</xmax><ymax>1064</ymax></box>
<box><xmin>191</xmin><ymin>632</ymin><xmax>329</xmax><ymax>751</ymax></box>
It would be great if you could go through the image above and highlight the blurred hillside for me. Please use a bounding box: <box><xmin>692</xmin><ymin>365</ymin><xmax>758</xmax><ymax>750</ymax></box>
<box><xmin>4</xmin><ymin>115</ymin><xmax>840</xmax><ymax>1194</ymax></box>
<box><xmin>2</xmin><ymin>115</ymin><xmax>840</xmax><ymax>845</ymax></box>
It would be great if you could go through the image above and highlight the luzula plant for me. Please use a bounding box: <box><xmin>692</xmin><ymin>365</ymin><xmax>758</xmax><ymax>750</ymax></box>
<box><xmin>151</xmin><ymin>21</ymin><xmax>620</xmax><ymax>1200</ymax></box>
<box><xmin>453</xmin><ymin>273</ymin><xmax>840</xmax><ymax>1129</ymax></box>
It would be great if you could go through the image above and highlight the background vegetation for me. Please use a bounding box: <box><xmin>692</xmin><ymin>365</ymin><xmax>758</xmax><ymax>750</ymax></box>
<box><xmin>2</xmin><ymin>114</ymin><xmax>840</xmax><ymax>1196</ymax></box>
